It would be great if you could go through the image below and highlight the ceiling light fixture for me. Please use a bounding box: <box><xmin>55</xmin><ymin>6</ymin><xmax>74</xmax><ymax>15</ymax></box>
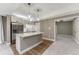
<box><xmin>27</xmin><ymin>3</ymin><xmax>31</xmax><ymax>21</ymax></box>
<box><xmin>36</xmin><ymin>9</ymin><xmax>40</xmax><ymax>21</ymax></box>
<box><xmin>26</xmin><ymin>3</ymin><xmax>40</xmax><ymax>22</ymax></box>
<box><xmin>13</xmin><ymin>3</ymin><xmax>41</xmax><ymax>22</ymax></box>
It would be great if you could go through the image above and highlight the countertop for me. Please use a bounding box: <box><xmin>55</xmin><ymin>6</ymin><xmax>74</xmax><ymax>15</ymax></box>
<box><xmin>16</xmin><ymin>32</ymin><xmax>43</xmax><ymax>37</ymax></box>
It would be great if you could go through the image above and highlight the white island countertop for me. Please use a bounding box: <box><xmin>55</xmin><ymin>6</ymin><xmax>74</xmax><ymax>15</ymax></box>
<box><xmin>16</xmin><ymin>32</ymin><xmax>43</xmax><ymax>38</ymax></box>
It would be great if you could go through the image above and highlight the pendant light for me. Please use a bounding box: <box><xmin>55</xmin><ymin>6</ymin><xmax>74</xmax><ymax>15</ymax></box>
<box><xmin>27</xmin><ymin>3</ymin><xmax>31</xmax><ymax>21</ymax></box>
<box><xmin>36</xmin><ymin>9</ymin><xmax>40</xmax><ymax>21</ymax></box>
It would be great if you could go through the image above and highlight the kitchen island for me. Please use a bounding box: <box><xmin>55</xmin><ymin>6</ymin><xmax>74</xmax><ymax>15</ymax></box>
<box><xmin>16</xmin><ymin>32</ymin><xmax>43</xmax><ymax>54</ymax></box>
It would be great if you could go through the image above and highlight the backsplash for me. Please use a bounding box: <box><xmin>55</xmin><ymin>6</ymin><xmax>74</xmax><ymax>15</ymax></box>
<box><xmin>24</xmin><ymin>23</ymin><xmax>40</xmax><ymax>32</ymax></box>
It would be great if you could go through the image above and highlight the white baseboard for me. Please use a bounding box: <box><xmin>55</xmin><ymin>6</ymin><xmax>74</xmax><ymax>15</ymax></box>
<box><xmin>42</xmin><ymin>37</ymin><xmax>55</xmax><ymax>41</ymax></box>
<box><xmin>18</xmin><ymin>41</ymin><xmax>43</xmax><ymax>54</ymax></box>
<box><xmin>74</xmin><ymin>39</ymin><xmax>79</xmax><ymax>45</ymax></box>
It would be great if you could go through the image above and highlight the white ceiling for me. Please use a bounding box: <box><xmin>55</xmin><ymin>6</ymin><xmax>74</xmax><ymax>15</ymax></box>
<box><xmin>0</xmin><ymin>3</ymin><xmax>79</xmax><ymax>20</ymax></box>
<box><xmin>0</xmin><ymin>3</ymin><xmax>21</xmax><ymax>15</ymax></box>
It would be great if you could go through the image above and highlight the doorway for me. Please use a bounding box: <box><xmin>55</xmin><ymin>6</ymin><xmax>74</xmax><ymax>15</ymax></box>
<box><xmin>56</xmin><ymin>21</ymin><xmax>73</xmax><ymax>41</ymax></box>
<box><xmin>54</xmin><ymin>18</ymin><xmax>75</xmax><ymax>41</ymax></box>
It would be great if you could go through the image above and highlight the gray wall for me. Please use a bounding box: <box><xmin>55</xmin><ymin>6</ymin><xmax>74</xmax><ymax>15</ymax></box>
<box><xmin>40</xmin><ymin>19</ymin><xmax>54</xmax><ymax>40</ymax></box>
<box><xmin>56</xmin><ymin>21</ymin><xmax>73</xmax><ymax>35</ymax></box>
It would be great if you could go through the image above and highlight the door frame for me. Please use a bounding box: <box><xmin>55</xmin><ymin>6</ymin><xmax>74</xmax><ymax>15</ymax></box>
<box><xmin>54</xmin><ymin>17</ymin><xmax>75</xmax><ymax>41</ymax></box>
<box><xmin>54</xmin><ymin>20</ymin><xmax>57</xmax><ymax>41</ymax></box>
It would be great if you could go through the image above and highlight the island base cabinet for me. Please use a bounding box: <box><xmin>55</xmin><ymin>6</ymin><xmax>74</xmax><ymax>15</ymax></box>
<box><xmin>16</xmin><ymin>34</ymin><xmax>43</xmax><ymax>54</ymax></box>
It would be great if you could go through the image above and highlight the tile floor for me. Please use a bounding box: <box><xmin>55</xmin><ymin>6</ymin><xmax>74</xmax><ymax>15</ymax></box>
<box><xmin>0</xmin><ymin>43</ymin><xmax>13</xmax><ymax>55</ymax></box>
<box><xmin>43</xmin><ymin>34</ymin><xmax>79</xmax><ymax>55</ymax></box>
